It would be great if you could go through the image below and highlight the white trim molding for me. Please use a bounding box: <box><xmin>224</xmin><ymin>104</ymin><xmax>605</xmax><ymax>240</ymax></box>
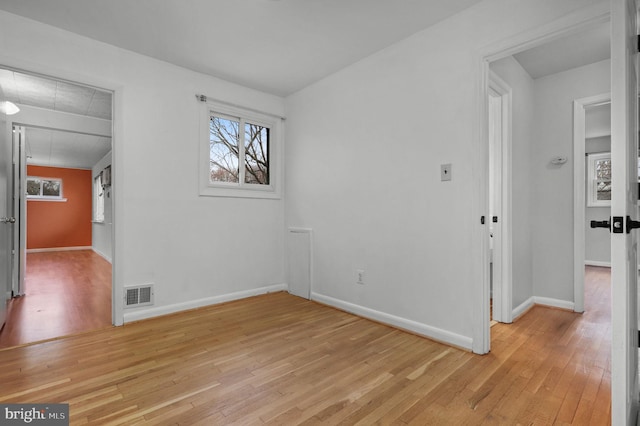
<box><xmin>585</xmin><ymin>260</ymin><xmax>611</xmax><ymax>268</ymax></box>
<box><xmin>26</xmin><ymin>246</ymin><xmax>92</xmax><ymax>253</ymax></box>
<box><xmin>512</xmin><ymin>296</ymin><xmax>576</xmax><ymax>321</ymax></box>
<box><xmin>311</xmin><ymin>292</ymin><xmax>473</xmax><ymax>351</ymax></box>
<box><xmin>123</xmin><ymin>283</ymin><xmax>288</xmax><ymax>323</ymax></box>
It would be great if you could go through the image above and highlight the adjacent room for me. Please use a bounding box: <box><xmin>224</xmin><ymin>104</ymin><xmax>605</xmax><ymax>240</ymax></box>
<box><xmin>0</xmin><ymin>0</ymin><xmax>636</xmax><ymax>424</ymax></box>
<box><xmin>0</xmin><ymin>70</ymin><xmax>113</xmax><ymax>347</ymax></box>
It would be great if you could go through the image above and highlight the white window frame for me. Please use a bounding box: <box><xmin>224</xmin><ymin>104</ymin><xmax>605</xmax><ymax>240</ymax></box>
<box><xmin>26</xmin><ymin>176</ymin><xmax>66</xmax><ymax>201</ymax></box>
<box><xmin>199</xmin><ymin>101</ymin><xmax>282</xmax><ymax>199</ymax></box>
<box><xmin>586</xmin><ymin>152</ymin><xmax>611</xmax><ymax>207</ymax></box>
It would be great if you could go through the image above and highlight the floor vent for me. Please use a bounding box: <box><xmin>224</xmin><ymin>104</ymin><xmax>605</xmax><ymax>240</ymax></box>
<box><xmin>124</xmin><ymin>284</ymin><xmax>154</xmax><ymax>308</ymax></box>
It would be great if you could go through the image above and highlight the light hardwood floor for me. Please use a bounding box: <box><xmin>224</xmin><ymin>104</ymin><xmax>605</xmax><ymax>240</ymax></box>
<box><xmin>0</xmin><ymin>250</ymin><xmax>112</xmax><ymax>348</ymax></box>
<box><xmin>0</xmin><ymin>266</ymin><xmax>610</xmax><ymax>424</ymax></box>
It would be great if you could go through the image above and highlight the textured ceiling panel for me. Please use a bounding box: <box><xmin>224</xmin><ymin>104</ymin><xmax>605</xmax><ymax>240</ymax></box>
<box><xmin>26</xmin><ymin>127</ymin><xmax>112</xmax><ymax>169</ymax></box>
<box><xmin>0</xmin><ymin>70</ymin><xmax>112</xmax><ymax>120</ymax></box>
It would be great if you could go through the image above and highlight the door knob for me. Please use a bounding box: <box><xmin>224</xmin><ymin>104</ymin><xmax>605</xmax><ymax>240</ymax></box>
<box><xmin>626</xmin><ymin>216</ymin><xmax>640</xmax><ymax>233</ymax></box>
<box><xmin>1</xmin><ymin>217</ymin><xmax>15</xmax><ymax>224</ymax></box>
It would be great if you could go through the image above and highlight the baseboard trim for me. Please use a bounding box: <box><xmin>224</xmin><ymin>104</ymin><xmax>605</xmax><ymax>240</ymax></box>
<box><xmin>512</xmin><ymin>297</ymin><xmax>534</xmax><ymax>321</ymax></box>
<box><xmin>27</xmin><ymin>246</ymin><xmax>92</xmax><ymax>253</ymax></box>
<box><xmin>123</xmin><ymin>283</ymin><xmax>288</xmax><ymax>323</ymax></box>
<box><xmin>513</xmin><ymin>296</ymin><xmax>575</xmax><ymax>321</ymax></box>
<box><xmin>585</xmin><ymin>260</ymin><xmax>611</xmax><ymax>268</ymax></box>
<box><xmin>92</xmin><ymin>247</ymin><xmax>112</xmax><ymax>263</ymax></box>
<box><xmin>311</xmin><ymin>292</ymin><xmax>473</xmax><ymax>351</ymax></box>
<box><xmin>534</xmin><ymin>296</ymin><xmax>575</xmax><ymax>311</ymax></box>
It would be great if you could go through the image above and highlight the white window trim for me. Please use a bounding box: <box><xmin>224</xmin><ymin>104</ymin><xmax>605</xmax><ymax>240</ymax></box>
<box><xmin>199</xmin><ymin>101</ymin><xmax>282</xmax><ymax>199</ymax></box>
<box><xmin>586</xmin><ymin>152</ymin><xmax>611</xmax><ymax>207</ymax></box>
<box><xmin>26</xmin><ymin>176</ymin><xmax>65</xmax><ymax>201</ymax></box>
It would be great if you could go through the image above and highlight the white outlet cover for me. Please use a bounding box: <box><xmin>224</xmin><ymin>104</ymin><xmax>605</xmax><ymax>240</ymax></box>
<box><xmin>441</xmin><ymin>164</ymin><xmax>452</xmax><ymax>181</ymax></box>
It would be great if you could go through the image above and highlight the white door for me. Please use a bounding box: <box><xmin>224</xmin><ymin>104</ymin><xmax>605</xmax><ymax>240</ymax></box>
<box><xmin>0</xmin><ymin>105</ymin><xmax>11</xmax><ymax>328</ymax></box>
<box><xmin>610</xmin><ymin>0</ymin><xmax>639</xmax><ymax>423</ymax></box>
<box><xmin>11</xmin><ymin>126</ymin><xmax>25</xmax><ymax>297</ymax></box>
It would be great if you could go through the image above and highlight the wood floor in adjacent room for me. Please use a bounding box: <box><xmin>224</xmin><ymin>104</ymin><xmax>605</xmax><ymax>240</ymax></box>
<box><xmin>0</xmin><ymin>266</ymin><xmax>610</xmax><ymax>424</ymax></box>
<box><xmin>0</xmin><ymin>250</ymin><xmax>112</xmax><ymax>348</ymax></box>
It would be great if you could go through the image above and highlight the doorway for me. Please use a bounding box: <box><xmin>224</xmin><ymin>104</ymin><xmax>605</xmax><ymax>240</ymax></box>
<box><xmin>0</xmin><ymin>68</ymin><xmax>115</xmax><ymax>347</ymax></box>
<box><xmin>478</xmin><ymin>12</ymin><xmax>611</xmax><ymax>354</ymax></box>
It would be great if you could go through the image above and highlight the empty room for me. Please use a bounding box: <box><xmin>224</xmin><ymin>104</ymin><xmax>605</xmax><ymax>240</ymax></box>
<box><xmin>0</xmin><ymin>0</ymin><xmax>637</xmax><ymax>424</ymax></box>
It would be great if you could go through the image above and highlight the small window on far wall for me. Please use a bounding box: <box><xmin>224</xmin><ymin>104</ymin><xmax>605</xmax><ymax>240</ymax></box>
<box><xmin>586</xmin><ymin>153</ymin><xmax>611</xmax><ymax>207</ymax></box>
<box><xmin>94</xmin><ymin>174</ymin><xmax>105</xmax><ymax>222</ymax></box>
<box><xmin>26</xmin><ymin>176</ymin><xmax>63</xmax><ymax>200</ymax></box>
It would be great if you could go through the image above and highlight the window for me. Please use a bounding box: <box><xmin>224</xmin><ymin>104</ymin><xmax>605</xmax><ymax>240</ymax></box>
<box><xmin>587</xmin><ymin>153</ymin><xmax>611</xmax><ymax>207</ymax></box>
<box><xmin>200</xmin><ymin>101</ymin><xmax>281</xmax><ymax>199</ymax></box>
<box><xmin>587</xmin><ymin>153</ymin><xmax>640</xmax><ymax>207</ymax></box>
<box><xmin>94</xmin><ymin>174</ymin><xmax>105</xmax><ymax>222</ymax></box>
<box><xmin>26</xmin><ymin>176</ymin><xmax>64</xmax><ymax>200</ymax></box>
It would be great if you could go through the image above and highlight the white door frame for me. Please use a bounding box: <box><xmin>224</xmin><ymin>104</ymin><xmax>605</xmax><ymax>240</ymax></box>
<box><xmin>488</xmin><ymin>71</ymin><xmax>513</xmax><ymax>324</ymax></box>
<box><xmin>473</xmin><ymin>2</ymin><xmax>610</xmax><ymax>354</ymax></box>
<box><xmin>11</xmin><ymin>125</ymin><xmax>25</xmax><ymax>297</ymax></box>
<box><xmin>0</xmin><ymin>63</ymin><xmax>122</xmax><ymax>327</ymax></box>
<box><xmin>572</xmin><ymin>93</ymin><xmax>611</xmax><ymax>315</ymax></box>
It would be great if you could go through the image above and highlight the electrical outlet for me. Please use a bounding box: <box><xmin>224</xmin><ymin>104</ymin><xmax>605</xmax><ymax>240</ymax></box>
<box><xmin>441</xmin><ymin>163</ymin><xmax>452</xmax><ymax>181</ymax></box>
<box><xmin>356</xmin><ymin>269</ymin><xmax>365</xmax><ymax>285</ymax></box>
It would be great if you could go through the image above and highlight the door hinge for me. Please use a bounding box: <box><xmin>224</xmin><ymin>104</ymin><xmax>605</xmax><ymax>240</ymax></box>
<box><xmin>637</xmin><ymin>35</ymin><xmax>640</xmax><ymax>53</ymax></box>
<box><xmin>492</xmin><ymin>216</ymin><xmax>498</xmax><ymax>223</ymax></box>
<box><xmin>480</xmin><ymin>216</ymin><xmax>485</xmax><ymax>225</ymax></box>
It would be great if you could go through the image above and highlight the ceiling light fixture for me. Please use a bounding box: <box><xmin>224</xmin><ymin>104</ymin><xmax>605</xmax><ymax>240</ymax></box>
<box><xmin>0</xmin><ymin>101</ymin><xmax>20</xmax><ymax>115</ymax></box>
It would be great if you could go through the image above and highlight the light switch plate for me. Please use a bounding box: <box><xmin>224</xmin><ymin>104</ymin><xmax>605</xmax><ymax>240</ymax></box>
<box><xmin>441</xmin><ymin>164</ymin><xmax>452</xmax><ymax>181</ymax></box>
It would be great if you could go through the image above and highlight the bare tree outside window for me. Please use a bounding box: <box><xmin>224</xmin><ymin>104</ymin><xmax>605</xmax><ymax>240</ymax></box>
<box><xmin>210</xmin><ymin>116</ymin><xmax>240</xmax><ymax>183</ymax></box>
<box><xmin>595</xmin><ymin>158</ymin><xmax>611</xmax><ymax>201</ymax></box>
<box><xmin>244</xmin><ymin>123</ymin><xmax>269</xmax><ymax>185</ymax></box>
<box><xmin>209</xmin><ymin>115</ymin><xmax>270</xmax><ymax>185</ymax></box>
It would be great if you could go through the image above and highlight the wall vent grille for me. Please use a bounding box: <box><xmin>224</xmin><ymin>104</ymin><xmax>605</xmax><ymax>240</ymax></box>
<box><xmin>124</xmin><ymin>284</ymin><xmax>154</xmax><ymax>308</ymax></box>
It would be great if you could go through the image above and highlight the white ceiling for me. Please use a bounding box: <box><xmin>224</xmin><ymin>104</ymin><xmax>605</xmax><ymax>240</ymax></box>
<box><xmin>513</xmin><ymin>21</ymin><xmax>610</xmax><ymax>79</ymax></box>
<box><xmin>0</xmin><ymin>0</ymin><xmax>484</xmax><ymax>96</ymax></box>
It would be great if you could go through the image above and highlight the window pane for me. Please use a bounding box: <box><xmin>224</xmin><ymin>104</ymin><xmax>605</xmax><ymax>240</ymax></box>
<box><xmin>209</xmin><ymin>116</ymin><xmax>239</xmax><ymax>183</ymax></box>
<box><xmin>42</xmin><ymin>180</ymin><xmax>61</xmax><ymax>197</ymax></box>
<box><xmin>26</xmin><ymin>179</ymin><xmax>41</xmax><ymax>196</ymax></box>
<box><xmin>244</xmin><ymin>123</ymin><xmax>269</xmax><ymax>185</ymax></box>
<box><xmin>595</xmin><ymin>159</ymin><xmax>611</xmax><ymax>180</ymax></box>
<box><xmin>596</xmin><ymin>180</ymin><xmax>611</xmax><ymax>201</ymax></box>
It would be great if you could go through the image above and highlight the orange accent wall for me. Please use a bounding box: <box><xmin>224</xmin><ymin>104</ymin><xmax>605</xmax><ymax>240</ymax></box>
<box><xmin>27</xmin><ymin>165</ymin><xmax>92</xmax><ymax>249</ymax></box>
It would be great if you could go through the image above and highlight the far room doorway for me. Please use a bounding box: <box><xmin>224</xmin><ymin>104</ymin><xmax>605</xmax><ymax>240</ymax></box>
<box><xmin>0</xmin><ymin>69</ymin><xmax>114</xmax><ymax>347</ymax></box>
<box><xmin>481</xmin><ymin>14</ymin><xmax>611</xmax><ymax>353</ymax></box>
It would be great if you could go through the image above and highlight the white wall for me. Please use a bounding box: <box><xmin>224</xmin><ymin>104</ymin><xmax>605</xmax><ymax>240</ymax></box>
<box><xmin>0</xmin><ymin>10</ymin><xmax>287</xmax><ymax>322</ymax></box>
<box><xmin>285</xmin><ymin>0</ymin><xmax>607</xmax><ymax>349</ymax></box>
<box><xmin>585</xmin><ymin>136</ymin><xmax>611</xmax><ymax>266</ymax></box>
<box><xmin>531</xmin><ymin>59</ymin><xmax>610</xmax><ymax>302</ymax></box>
<box><xmin>489</xmin><ymin>56</ymin><xmax>535</xmax><ymax>311</ymax></box>
<box><xmin>92</xmin><ymin>151</ymin><xmax>112</xmax><ymax>262</ymax></box>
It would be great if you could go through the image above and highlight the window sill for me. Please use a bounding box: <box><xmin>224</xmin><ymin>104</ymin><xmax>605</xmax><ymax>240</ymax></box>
<box><xmin>199</xmin><ymin>185</ymin><xmax>280</xmax><ymax>200</ymax></box>
<box><xmin>27</xmin><ymin>197</ymin><xmax>67</xmax><ymax>202</ymax></box>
